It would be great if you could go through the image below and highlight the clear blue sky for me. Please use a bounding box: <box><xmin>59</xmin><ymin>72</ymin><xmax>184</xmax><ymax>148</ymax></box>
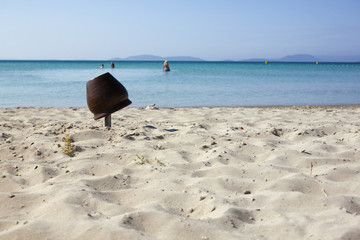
<box><xmin>1</xmin><ymin>0</ymin><xmax>359</xmax><ymax>60</ymax></box>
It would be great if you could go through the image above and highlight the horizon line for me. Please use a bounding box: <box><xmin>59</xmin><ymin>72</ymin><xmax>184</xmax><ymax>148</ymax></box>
<box><xmin>1</xmin><ymin>59</ymin><xmax>359</xmax><ymax>63</ymax></box>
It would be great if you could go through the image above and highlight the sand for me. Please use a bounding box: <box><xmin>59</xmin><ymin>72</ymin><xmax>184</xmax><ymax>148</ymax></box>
<box><xmin>0</xmin><ymin>106</ymin><xmax>359</xmax><ymax>240</ymax></box>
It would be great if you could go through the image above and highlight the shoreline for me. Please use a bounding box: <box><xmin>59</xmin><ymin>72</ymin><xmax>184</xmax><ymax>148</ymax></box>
<box><xmin>1</xmin><ymin>104</ymin><xmax>360</xmax><ymax>110</ymax></box>
<box><xmin>1</xmin><ymin>106</ymin><xmax>359</xmax><ymax>239</ymax></box>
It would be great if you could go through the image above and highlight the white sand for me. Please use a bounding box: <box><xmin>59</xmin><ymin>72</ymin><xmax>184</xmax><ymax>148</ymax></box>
<box><xmin>0</xmin><ymin>106</ymin><xmax>359</xmax><ymax>240</ymax></box>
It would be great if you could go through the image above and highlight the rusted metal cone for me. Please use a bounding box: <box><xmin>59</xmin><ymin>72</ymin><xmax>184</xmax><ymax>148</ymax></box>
<box><xmin>86</xmin><ymin>72</ymin><xmax>131</xmax><ymax>120</ymax></box>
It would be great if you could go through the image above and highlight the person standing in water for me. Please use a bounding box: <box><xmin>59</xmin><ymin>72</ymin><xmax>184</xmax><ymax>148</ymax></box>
<box><xmin>163</xmin><ymin>60</ymin><xmax>170</xmax><ymax>72</ymax></box>
<box><xmin>110</xmin><ymin>62</ymin><xmax>115</xmax><ymax>68</ymax></box>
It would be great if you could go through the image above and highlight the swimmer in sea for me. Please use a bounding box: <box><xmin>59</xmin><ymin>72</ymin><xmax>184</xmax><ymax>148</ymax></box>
<box><xmin>163</xmin><ymin>60</ymin><xmax>170</xmax><ymax>72</ymax></box>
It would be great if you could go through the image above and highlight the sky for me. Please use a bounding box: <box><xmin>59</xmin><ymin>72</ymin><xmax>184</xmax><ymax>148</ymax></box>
<box><xmin>1</xmin><ymin>0</ymin><xmax>360</xmax><ymax>61</ymax></box>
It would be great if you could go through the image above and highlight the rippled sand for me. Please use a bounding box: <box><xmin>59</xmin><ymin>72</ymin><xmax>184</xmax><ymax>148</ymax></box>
<box><xmin>1</xmin><ymin>106</ymin><xmax>359</xmax><ymax>240</ymax></box>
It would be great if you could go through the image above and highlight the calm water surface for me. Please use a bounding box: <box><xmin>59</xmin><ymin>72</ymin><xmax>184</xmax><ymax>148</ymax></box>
<box><xmin>0</xmin><ymin>60</ymin><xmax>359</xmax><ymax>108</ymax></box>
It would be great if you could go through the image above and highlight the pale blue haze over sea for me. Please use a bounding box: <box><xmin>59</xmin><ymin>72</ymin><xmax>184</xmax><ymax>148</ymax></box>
<box><xmin>0</xmin><ymin>60</ymin><xmax>359</xmax><ymax>108</ymax></box>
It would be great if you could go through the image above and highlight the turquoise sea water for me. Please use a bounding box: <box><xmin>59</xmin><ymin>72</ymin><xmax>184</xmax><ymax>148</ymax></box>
<box><xmin>0</xmin><ymin>60</ymin><xmax>359</xmax><ymax>108</ymax></box>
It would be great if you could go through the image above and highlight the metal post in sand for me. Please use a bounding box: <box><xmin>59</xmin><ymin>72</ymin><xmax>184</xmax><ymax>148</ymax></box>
<box><xmin>105</xmin><ymin>115</ymin><xmax>111</xmax><ymax>128</ymax></box>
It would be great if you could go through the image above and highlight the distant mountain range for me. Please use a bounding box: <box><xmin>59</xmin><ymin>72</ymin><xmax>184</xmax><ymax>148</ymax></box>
<box><xmin>111</xmin><ymin>54</ymin><xmax>359</xmax><ymax>62</ymax></box>
<box><xmin>111</xmin><ymin>55</ymin><xmax>204</xmax><ymax>61</ymax></box>
<box><xmin>243</xmin><ymin>54</ymin><xmax>320</xmax><ymax>62</ymax></box>
<box><xmin>278</xmin><ymin>54</ymin><xmax>320</xmax><ymax>62</ymax></box>
<box><xmin>241</xmin><ymin>54</ymin><xmax>359</xmax><ymax>62</ymax></box>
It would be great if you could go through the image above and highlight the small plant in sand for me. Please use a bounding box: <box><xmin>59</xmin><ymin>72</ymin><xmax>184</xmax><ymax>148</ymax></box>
<box><xmin>155</xmin><ymin>157</ymin><xmax>165</xmax><ymax>166</ymax></box>
<box><xmin>134</xmin><ymin>154</ymin><xmax>165</xmax><ymax>166</ymax></box>
<box><xmin>61</xmin><ymin>133</ymin><xmax>78</xmax><ymax>157</ymax></box>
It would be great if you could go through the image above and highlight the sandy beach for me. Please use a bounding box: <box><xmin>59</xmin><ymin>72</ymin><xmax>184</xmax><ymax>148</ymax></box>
<box><xmin>0</xmin><ymin>106</ymin><xmax>359</xmax><ymax>240</ymax></box>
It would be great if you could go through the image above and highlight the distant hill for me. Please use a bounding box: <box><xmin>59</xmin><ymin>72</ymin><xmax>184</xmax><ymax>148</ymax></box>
<box><xmin>278</xmin><ymin>54</ymin><xmax>319</xmax><ymax>62</ymax></box>
<box><xmin>238</xmin><ymin>54</ymin><xmax>359</xmax><ymax>62</ymax></box>
<box><xmin>111</xmin><ymin>55</ymin><xmax>204</xmax><ymax>61</ymax></box>
<box><xmin>241</xmin><ymin>54</ymin><xmax>318</xmax><ymax>62</ymax></box>
<box><xmin>241</xmin><ymin>58</ymin><xmax>268</xmax><ymax>62</ymax></box>
<box><xmin>111</xmin><ymin>54</ymin><xmax>359</xmax><ymax>62</ymax></box>
<box><xmin>317</xmin><ymin>55</ymin><xmax>360</xmax><ymax>62</ymax></box>
<box><xmin>124</xmin><ymin>55</ymin><xmax>164</xmax><ymax>61</ymax></box>
<box><xmin>166</xmin><ymin>56</ymin><xmax>204</xmax><ymax>61</ymax></box>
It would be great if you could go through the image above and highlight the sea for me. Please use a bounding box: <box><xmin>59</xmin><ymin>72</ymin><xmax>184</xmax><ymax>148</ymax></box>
<box><xmin>0</xmin><ymin>60</ymin><xmax>359</xmax><ymax>108</ymax></box>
